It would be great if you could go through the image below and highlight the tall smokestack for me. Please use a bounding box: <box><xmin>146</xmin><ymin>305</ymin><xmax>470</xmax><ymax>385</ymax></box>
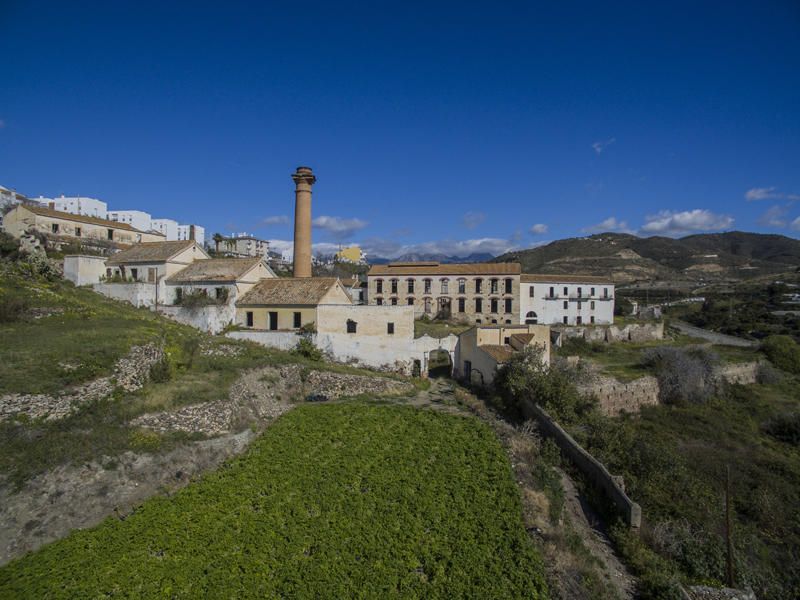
<box><xmin>291</xmin><ymin>166</ymin><xmax>316</xmax><ymax>278</ymax></box>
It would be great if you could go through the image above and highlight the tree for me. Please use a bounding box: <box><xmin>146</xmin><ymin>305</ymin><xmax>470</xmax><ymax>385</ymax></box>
<box><xmin>212</xmin><ymin>232</ymin><xmax>224</xmax><ymax>253</ymax></box>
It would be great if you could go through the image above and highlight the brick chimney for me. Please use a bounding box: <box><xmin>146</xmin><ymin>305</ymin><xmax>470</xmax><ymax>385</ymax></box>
<box><xmin>291</xmin><ymin>166</ymin><xmax>316</xmax><ymax>278</ymax></box>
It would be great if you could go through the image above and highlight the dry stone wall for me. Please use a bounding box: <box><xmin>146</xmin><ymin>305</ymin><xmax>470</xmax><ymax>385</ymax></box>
<box><xmin>578</xmin><ymin>373</ymin><xmax>660</xmax><ymax>416</ymax></box>
<box><xmin>556</xmin><ymin>321</ymin><xmax>664</xmax><ymax>345</ymax></box>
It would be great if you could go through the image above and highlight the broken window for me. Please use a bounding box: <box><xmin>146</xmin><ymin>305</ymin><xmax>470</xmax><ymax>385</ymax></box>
<box><xmin>475</xmin><ymin>278</ymin><xmax>483</xmax><ymax>293</ymax></box>
<box><xmin>346</xmin><ymin>319</ymin><xmax>357</xmax><ymax>334</ymax></box>
<box><xmin>458</xmin><ymin>298</ymin><xmax>465</xmax><ymax>312</ymax></box>
<box><xmin>440</xmin><ymin>279</ymin><xmax>448</xmax><ymax>294</ymax></box>
<box><xmin>458</xmin><ymin>279</ymin><xmax>466</xmax><ymax>294</ymax></box>
<box><xmin>51</xmin><ymin>223</ymin><xmax>59</xmax><ymax>234</ymax></box>
<box><xmin>407</xmin><ymin>297</ymin><xmax>414</xmax><ymax>306</ymax></box>
<box><xmin>490</xmin><ymin>279</ymin><xmax>498</xmax><ymax>294</ymax></box>
<box><xmin>107</xmin><ymin>229</ymin><xmax>114</xmax><ymax>241</ymax></box>
<box><xmin>131</xmin><ymin>268</ymin><xmax>138</xmax><ymax>280</ymax></box>
<box><xmin>391</xmin><ymin>297</ymin><xmax>397</xmax><ymax>305</ymax></box>
<box><xmin>424</xmin><ymin>279</ymin><xmax>432</xmax><ymax>294</ymax></box>
<box><xmin>391</xmin><ymin>279</ymin><xmax>398</xmax><ymax>294</ymax></box>
<box><xmin>407</xmin><ymin>279</ymin><xmax>414</xmax><ymax>293</ymax></box>
<box><xmin>75</xmin><ymin>227</ymin><xmax>81</xmax><ymax>237</ymax></box>
<box><xmin>505</xmin><ymin>278</ymin><xmax>512</xmax><ymax>294</ymax></box>
<box><xmin>376</xmin><ymin>279</ymin><xmax>383</xmax><ymax>294</ymax></box>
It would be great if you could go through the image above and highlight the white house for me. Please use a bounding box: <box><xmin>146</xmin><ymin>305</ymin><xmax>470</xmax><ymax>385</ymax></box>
<box><xmin>107</xmin><ymin>210</ymin><xmax>152</xmax><ymax>233</ymax></box>
<box><xmin>164</xmin><ymin>256</ymin><xmax>275</xmax><ymax>306</ymax></box>
<box><xmin>177</xmin><ymin>224</ymin><xmax>205</xmax><ymax>246</ymax></box>
<box><xmin>33</xmin><ymin>195</ymin><xmax>108</xmax><ymax>219</ymax></box>
<box><xmin>151</xmin><ymin>218</ymin><xmax>179</xmax><ymax>240</ymax></box>
<box><xmin>519</xmin><ymin>274</ymin><xmax>615</xmax><ymax>326</ymax></box>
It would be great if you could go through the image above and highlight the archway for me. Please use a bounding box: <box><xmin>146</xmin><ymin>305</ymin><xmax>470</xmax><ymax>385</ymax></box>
<box><xmin>428</xmin><ymin>348</ymin><xmax>453</xmax><ymax>378</ymax></box>
<box><xmin>525</xmin><ymin>311</ymin><xmax>538</xmax><ymax>324</ymax></box>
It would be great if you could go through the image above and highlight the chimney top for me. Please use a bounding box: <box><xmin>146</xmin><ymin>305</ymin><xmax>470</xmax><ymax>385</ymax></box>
<box><xmin>295</xmin><ymin>166</ymin><xmax>313</xmax><ymax>174</ymax></box>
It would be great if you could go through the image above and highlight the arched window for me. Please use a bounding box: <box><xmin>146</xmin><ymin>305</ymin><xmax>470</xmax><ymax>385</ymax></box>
<box><xmin>525</xmin><ymin>311</ymin><xmax>538</xmax><ymax>324</ymax></box>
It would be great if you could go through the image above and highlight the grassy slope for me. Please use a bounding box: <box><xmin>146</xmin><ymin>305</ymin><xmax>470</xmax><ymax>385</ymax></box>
<box><xmin>0</xmin><ymin>403</ymin><xmax>547</xmax><ymax>599</ymax></box>
<box><xmin>574</xmin><ymin>381</ymin><xmax>800</xmax><ymax>599</ymax></box>
<box><xmin>414</xmin><ymin>319</ymin><xmax>471</xmax><ymax>339</ymax></box>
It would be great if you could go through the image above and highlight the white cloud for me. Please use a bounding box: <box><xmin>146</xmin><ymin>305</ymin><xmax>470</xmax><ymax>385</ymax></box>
<box><xmin>312</xmin><ymin>215</ymin><xmax>368</xmax><ymax>239</ymax></box>
<box><xmin>267</xmin><ymin>240</ymin><xmax>345</xmax><ymax>259</ymax></box>
<box><xmin>640</xmin><ymin>209</ymin><xmax>733</xmax><ymax>236</ymax></box>
<box><xmin>361</xmin><ymin>237</ymin><xmax>518</xmax><ymax>259</ymax></box>
<box><xmin>582</xmin><ymin>217</ymin><xmax>632</xmax><ymax>234</ymax></box>
<box><xmin>462</xmin><ymin>211</ymin><xmax>486</xmax><ymax>229</ymax></box>
<box><xmin>592</xmin><ymin>138</ymin><xmax>616</xmax><ymax>155</ymax></box>
<box><xmin>791</xmin><ymin>217</ymin><xmax>800</xmax><ymax>232</ymax></box>
<box><xmin>261</xmin><ymin>215</ymin><xmax>289</xmax><ymax>226</ymax></box>
<box><xmin>745</xmin><ymin>187</ymin><xmax>780</xmax><ymax>201</ymax></box>
<box><xmin>529</xmin><ymin>223</ymin><xmax>548</xmax><ymax>235</ymax></box>
<box><xmin>757</xmin><ymin>205</ymin><xmax>788</xmax><ymax>228</ymax></box>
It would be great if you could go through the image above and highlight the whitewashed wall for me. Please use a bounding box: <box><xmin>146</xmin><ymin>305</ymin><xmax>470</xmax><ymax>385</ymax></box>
<box><xmin>64</xmin><ymin>255</ymin><xmax>107</xmax><ymax>286</ymax></box>
<box><xmin>93</xmin><ymin>282</ymin><xmax>158</xmax><ymax>307</ymax></box>
<box><xmin>159</xmin><ymin>304</ymin><xmax>235</xmax><ymax>334</ymax></box>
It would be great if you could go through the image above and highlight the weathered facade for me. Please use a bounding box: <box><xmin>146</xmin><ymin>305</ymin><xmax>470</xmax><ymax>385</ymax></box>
<box><xmin>165</xmin><ymin>257</ymin><xmax>275</xmax><ymax>306</ymax></box>
<box><xmin>519</xmin><ymin>274</ymin><xmax>615</xmax><ymax>326</ymax></box>
<box><xmin>2</xmin><ymin>204</ymin><xmax>164</xmax><ymax>245</ymax></box>
<box><xmin>366</xmin><ymin>262</ymin><xmax>522</xmax><ymax>324</ymax></box>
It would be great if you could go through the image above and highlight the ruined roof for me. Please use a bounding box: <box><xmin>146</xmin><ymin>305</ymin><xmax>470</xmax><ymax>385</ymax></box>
<box><xmin>521</xmin><ymin>273</ymin><xmax>612</xmax><ymax>284</ymax></box>
<box><xmin>107</xmin><ymin>240</ymin><xmax>198</xmax><ymax>265</ymax></box>
<box><xmin>479</xmin><ymin>344</ymin><xmax>515</xmax><ymax>363</ymax></box>
<box><xmin>20</xmin><ymin>204</ymin><xmax>151</xmax><ymax>233</ymax></box>
<box><xmin>510</xmin><ymin>333</ymin><xmax>536</xmax><ymax>344</ymax></box>
<box><xmin>167</xmin><ymin>257</ymin><xmax>269</xmax><ymax>283</ymax></box>
<box><xmin>237</xmin><ymin>277</ymin><xmax>343</xmax><ymax>306</ymax></box>
<box><xmin>368</xmin><ymin>262</ymin><xmax>521</xmax><ymax>276</ymax></box>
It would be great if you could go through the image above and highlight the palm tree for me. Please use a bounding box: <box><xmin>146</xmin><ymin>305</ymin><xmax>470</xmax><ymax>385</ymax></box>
<box><xmin>212</xmin><ymin>232</ymin><xmax>224</xmax><ymax>253</ymax></box>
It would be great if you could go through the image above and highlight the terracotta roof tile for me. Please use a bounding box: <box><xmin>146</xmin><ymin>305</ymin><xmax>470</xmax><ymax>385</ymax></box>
<box><xmin>510</xmin><ymin>333</ymin><xmax>536</xmax><ymax>344</ymax></box>
<box><xmin>479</xmin><ymin>344</ymin><xmax>515</xmax><ymax>363</ymax></box>
<box><xmin>368</xmin><ymin>262</ymin><xmax>520</xmax><ymax>276</ymax></box>
<box><xmin>167</xmin><ymin>257</ymin><xmax>270</xmax><ymax>283</ymax></box>
<box><xmin>22</xmin><ymin>204</ymin><xmax>153</xmax><ymax>233</ymax></box>
<box><xmin>238</xmin><ymin>277</ymin><xmax>346</xmax><ymax>306</ymax></box>
<box><xmin>106</xmin><ymin>240</ymin><xmax>199</xmax><ymax>264</ymax></box>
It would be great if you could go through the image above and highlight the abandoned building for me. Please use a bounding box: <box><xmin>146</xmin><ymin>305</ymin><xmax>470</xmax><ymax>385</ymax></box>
<box><xmin>519</xmin><ymin>274</ymin><xmax>615</xmax><ymax>326</ymax></box>
<box><xmin>455</xmin><ymin>324</ymin><xmax>551</xmax><ymax>385</ymax></box>
<box><xmin>165</xmin><ymin>256</ymin><xmax>276</xmax><ymax>306</ymax></box>
<box><xmin>366</xmin><ymin>262</ymin><xmax>522</xmax><ymax>324</ymax></box>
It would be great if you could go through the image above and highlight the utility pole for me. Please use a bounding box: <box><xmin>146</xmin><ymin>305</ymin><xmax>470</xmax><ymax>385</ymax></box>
<box><xmin>725</xmin><ymin>464</ymin><xmax>734</xmax><ymax>587</ymax></box>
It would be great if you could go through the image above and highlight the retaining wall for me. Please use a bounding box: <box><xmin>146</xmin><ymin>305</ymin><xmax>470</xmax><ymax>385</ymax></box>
<box><xmin>93</xmin><ymin>282</ymin><xmax>157</xmax><ymax>308</ymax></box>
<box><xmin>521</xmin><ymin>400</ymin><xmax>641</xmax><ymax>528</ymax></box>
<box><xmin>159</xmin><ymin>304</ymin><xmax>235</xmax><ymax>335</ymax></box>
<box><xmin>555</xmin><ymin>321</ymin><xmax>664</xmax><ymax>345</ymax></box>
<box><xmin>578</xmin><ymin>374</ymin><xmax>660</xmax><ymax>416</ymax></box>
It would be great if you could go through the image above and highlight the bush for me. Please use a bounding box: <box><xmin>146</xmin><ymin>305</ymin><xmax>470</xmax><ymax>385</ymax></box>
<box><xmin>494</xmin><ymin>345</ymin><xmax>593</xmax><ymax>423</ymax></box>
<box><xmin>181</xmin><ymin>336</ymin><xmax>201</xmax><ymax>369</ymax></box>
<box><xmin>293</xmin><ymin>337</ymin><xmax>323</xmax><ymax>361</ymax></box>
<box><xmin>0</xmin><ymin>295</ymin><xmax>28</xmax><ymax>323</ymax></box>
<box><xmin>148</xmin><ymin>357</ymin><xmax>172</xmax><ymax>383</ymax></box>
<box><xmin>641</xmin><ymin>346</ymin><xmax>717</xmax><ymax>405</ymax></box>
<box><xmin>761</xmin><ymin>335</ymin><xmax>800</xmax><ymax>375</ymax></box>
<box><xmin>762</xmin><ymin>412</ymin><xmax>800</xmax><ymax>445</ymax></box>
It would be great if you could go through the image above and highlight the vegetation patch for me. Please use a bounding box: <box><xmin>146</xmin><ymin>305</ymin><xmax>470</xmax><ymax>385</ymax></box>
<box><xmin>0</xmin><ymin>404</ymin><xmax>548</xmax><ymax>599</ymax></box>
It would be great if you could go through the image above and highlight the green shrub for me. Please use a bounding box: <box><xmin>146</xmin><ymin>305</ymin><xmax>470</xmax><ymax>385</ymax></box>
<box><xmin>0</xmin><ymin>295</ymin><xmax>28</xmax><ymax>323</ymax></box>
<box><xmin>641</xmin><ymin>346</ymin><xmax>718</xmax><ymax>405</ymax></box>
<box><xmin>762</xmin><ymin>412</ymin><xmax>800</xmax><ymax>445</ymax></box>
<box><xmin>293</xmin><ymin>337</ymin><xmax>323</xmax><ymax>361</ymax></box>
<box><xmin>761</xmin><ymin>335</ymin><xmax>800</xmax><ymax>374</ymax></box>
<box><xmin>181</xmin><ymin>336</ymin><xmax>201</xmax><ymax>369</ymax></box>
<box><xmin>148</xmin><ymin>357</ymin><xmax>172</xmax><ymax>383</ymax></box>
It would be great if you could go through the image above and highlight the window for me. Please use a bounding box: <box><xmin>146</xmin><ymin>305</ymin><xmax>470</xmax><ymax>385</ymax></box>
<box><xmin>563</xmin><ymin>286</ymin><xmax>568</xmax><ymax>296</ymax></box>
<box><xmin>525</xmin><ymin>311</ymin><xmax>538</xmax><ymax>324</ymax></box>
<box><xmin>215</xmin><ymin>287</ymin><xmax>225</xmax><ymax>299</ymax></box>
<box><xmin>591</xmin><ymin>287</ymin><xmax>595</xmax><ymax>296</ymax></box>
<box><xmin>424</xmin><ymin>297</ymin><xmax>432</xmax><ymax>312</ymax></box>
<box><xmin>475</xmin><ymin>298</ymin><xmax>483</xmax><ymax>313</ymax></box>
<box><xmin>246</xmin><ymin>311</ymin><xmax>253</xmax><ymax>327</ymax></box>
<box><xmin>577</xmin><ymin>287</ymin><xmax>582</xmax><ymax>298</ymax></box>
<box><xmin>505</xmin><ymin>298</ymin><xmax>512</xmax><ymax>313</ymax></box>
<box><xmin>293</xmin><ymin>312</ymin><xmax>302</xmax><ymax>328</ymax></box>
<box><xmin>475</xmin><ymin>278</ymin><xmax>483</xmax><ymax>293</ymax></box>
<box><xmin>590</xmin><ymin>316</ymin><xmax>595</xmax><ymax>324</ymax></box>
<box><xmin>376</xmin><ymin>298</ymin><xmax>383</xmax><ymax>306</ymax></box>
<box><xmin>407</xmin><ymin>279</ymin><xmax>414</xmax><ymax>293</ymax></box>
<box><xmin>577</xmin><ymin>301</ymin><xmax>582</xmax><ymax>310</ymax></box>
<box><xmin>391</xmin><ymin>297</ymin><xmax>397</xmax><ymax>305</ymax></box>
<box><xmin>148</xmin><ymin>268</ymin><xmax>156</xmax><ymax>283</ymax></box>
<box><xmin>458</xmin><ymin>298</ymin><xmax>465</xmax><ymax>312</ymax></box>
<box><xmin>75</xmin><ymin>227</ymin><xmax>81</xmax><ymax>237</ymax></box>
<box><xmin>529</xmin><ymin>286</ymin><xmax>534</xmax><ymax>298</ymax></box>
<box><xmin>51</xmin><ymin>223</ymin><xmax>59</xmax><ymax>234</ymax></box>
<box><xmin>107</xmin><ymin>229</ymin><xmax>114</xmax><ymax>241</ymax></box>
<box><xmin>391</xmin><ymin>279</ymin><xmax>398</xmax><ymax>294</ymax></box>
<box><xmin>590</xmin><ymin>301</ymin><xmax>595</xmax><ymax>310</ymax></box>
<box><xmin>604</xmin><ymin>288</ymin><xmax>608</xmax><ymax>298</ymax></box>
<box><xmin>490</xmin><ymin>298</ymin><xmax>498</xmax><ymax>313</ymax></box>
<box><xmin>505</xmin><ymin>278</ymin><xmax>512</xmax><ymax>294</ymax></box>
<box><xmin>458</xmin><ymin>279</ymin><xmax>466</xmax><ymax>294</ymax></box>
<box><xmin>504</xmin><ymin>337</ymin><xmax>511</xmax><ymax>344</ymax></box>
<box><xmin>407</xmin><ymin>297</ymin><xmax>414</xmax><ymax>305</ymax></box>
<box><xmin>440</xmin><ymin>279</ymin><xmax>448</xmax><ymax>294</ymax></box>
<box><xmin>563</xmin><ymin>300</ymin><xmax>568</xmax><ymax>309</ymax></box>
<box><xmin>490</xmin><ymin>279</ymin><xmax>499</xmax><ymax>294</ymax></box>
<box><xmin>346</xmin><ymin>319</ymin><xmax>357</xmax><ymax>334</ymax></box>
<box><xmin>563</xmin><ymin>316</ymin><xmax>568</xmax><ymax>324</ymax></box>
<box><xmin>475</xmin><ymin>318</ymin><xmax>482</xmax><ymax>324</ymax></box>
<box><xmin>106</xmin><ymin>268</ymin><xmax>112</xmax><ymax>278</ymax></box>
<box><xmin>131</xmin><ymin>268</ymin><xmax>138</xmax><ymax>281</ymax></box>
<box><xmin>376</xmin><ymin>279</ymin><xmax>383</xmax><ymax>294</ymax></box>
<box><xmin>549</xmin><ymin>286</ymin><xmax>555</xmax><ymax>298</ymax></box>
<box><xmin>576</xmin><ymin>316</ymin><xmax>583</xmax><ymax>324</ymax></box>
<box><xmin>176</xmin><ymin>288</ymin><xmax>183</xmax><ymax>303</ymax></box>
<box><xmin>269</xmin><ymin>312</ymin><xmax>278</xmax><ymax>331</ymax></box>
<box><xmin>424</xmin><ymin>279</ymin><xmax>432</xmax><ymax>294</ymax></box>
<box><xmin>505</xmin><ymin>319</ymin><xmax>512</xmax><ymax>324</ymax></box>
<box><xmin>387</xmin><ymin>322</ymin><xmax>395</xmax><ymax>335</ymax></box>
<box><xmin>491</xmin><ymin>319</ymin><xmax>497</xmax><ymax>324</ymax></box>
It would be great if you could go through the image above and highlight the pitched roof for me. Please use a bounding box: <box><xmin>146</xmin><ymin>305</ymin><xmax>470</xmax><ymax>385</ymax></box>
<box><xmin>167</xmin><ymin>257</ymin><xmax>269</xmax><ymax>283</ymax></box>
<box><xmin>106</xmin><ymin>240</ymin><xmax>199</xmax><ymax>265</ymax></box>
<box><xmin>521</xmin><ymin>273</ymin><xmax>612</xmax><ymax>284</ymax></box>
<box><xmin>20</xmin><ymin>204</ymin><xmax>152</xmax><ymax>233</ymax></box>
<box><xmin>368</xmin><ymin>262</ymin><xmax>520</xmax><ymax>276</ymax></box>
<box><xmin>479</xmin><ymin>344</ymin><xmax>515</xmax><ymax>363</ymax></box>
<box><xmin>237</xmin><ymin>277</ymin><xmax>344</xmax><ymax>306</ymax></box>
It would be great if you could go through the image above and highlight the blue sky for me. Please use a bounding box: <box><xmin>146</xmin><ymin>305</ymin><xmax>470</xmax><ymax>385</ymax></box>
<box><xmin>1</xmin><ymin>1</ymin><xmax>799</xmax><ymax>257</ymax></box>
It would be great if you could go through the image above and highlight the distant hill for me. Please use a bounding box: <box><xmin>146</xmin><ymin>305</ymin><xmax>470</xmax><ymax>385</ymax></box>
<box><xmin>370</xmin><ymin>252</ymin><xmax>495</xmax><ymax>265</ymax></box>
<box><xmin>492</xmin><ymin>231</ymin><xmax>800</xmax><ymax>286</ymax></box>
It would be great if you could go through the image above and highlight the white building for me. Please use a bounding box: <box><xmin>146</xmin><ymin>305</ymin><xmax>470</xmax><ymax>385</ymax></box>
<box><xmin>519</xmin><ymin>274</ymin><xmax>615</xmax><ymax>326</ymax></box>
<box><xmin>33</xmin><ymin>195</ymin><xmax>108</xmax><ymax>219</ymax></box>
<box><xmin>177</xmin><ymin>224</ymin><xmax>205</xmax><ymax>246</ymax></box>
<box><xmin>218</xmin><ymin>233</ymin><xmax>269</xmax><ymax>257</ymax></box>
<box><xmin>151</xmin><ymin>218</ymin><xmax>179</xmax><ymax>240</ymax></box>
<box><xmin>108</xmin><ymin>210</ymin><xmax>152</xmax><ymax>233</ymax></box>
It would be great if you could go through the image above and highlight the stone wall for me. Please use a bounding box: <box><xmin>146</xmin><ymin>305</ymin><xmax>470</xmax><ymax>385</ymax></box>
<box><xmin>577</xmin><ymin>373</ymin><xmax>660</xmax><ymax>416</ymax></box>
<box><xmin>712</xmin><ymin>361</ymin><xmax>761</xmax><ymax>387</ymax></box>
<box><xmin>520</xmin><ymin>400</ymin><xmax>642</xmax><ymax>528</ymax></box>
<box><xmin>554</xmin><ymin>321</ymin><xmax>664</xmax><ymax>345</ymax></box>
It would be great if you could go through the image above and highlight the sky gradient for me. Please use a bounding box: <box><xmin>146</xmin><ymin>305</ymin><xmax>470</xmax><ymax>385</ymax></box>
<box><xmin>1</xmin><ymin>1</ymin><xmax>799</xmax><ymax>257</ymax></box>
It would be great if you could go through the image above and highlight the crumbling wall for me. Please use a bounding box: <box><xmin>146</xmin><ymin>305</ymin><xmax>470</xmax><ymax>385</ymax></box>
<box><xmin>159</xmin><ymin>304</ymin><xmax>235</xmax><ymax>334</ymax></box>
<box><xmin>556</xmin><ymin>322</ymin><xmax>664</xmax><ymax>345</ymax></box>
<box><xmin>578</xmin><ymin>374</ymin><xmax>660</xmax><ymax>416</ymax></box>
